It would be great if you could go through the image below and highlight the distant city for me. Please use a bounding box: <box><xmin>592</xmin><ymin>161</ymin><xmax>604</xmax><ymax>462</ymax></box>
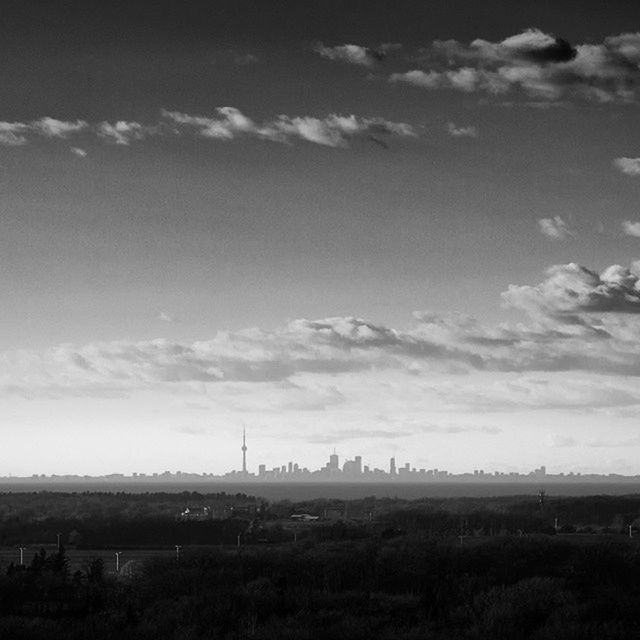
<box><xmin>2</xmin><ymin>431</ymin><xmax>640</xmax><ymax>484</ymax></box>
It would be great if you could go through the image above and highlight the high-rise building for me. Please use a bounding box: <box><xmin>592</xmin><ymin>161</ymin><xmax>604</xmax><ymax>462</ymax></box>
<box><xmin>329</xmin><ymin>451</ymin><xmax>339</xmax><ymax>470</ymax></box>
<box><xmin>390</xmin><ymin>457</ymin><xmax>396</xmax><ymax>476</ymax></box>
<box><xmin>241</xmin><ymin>427</ymin><xmax>247</xmax><ymax>475</ymax></box>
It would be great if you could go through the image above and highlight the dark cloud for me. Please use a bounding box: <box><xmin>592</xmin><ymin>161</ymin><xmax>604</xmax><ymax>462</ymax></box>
<box><xmin>500</xmin><ymin>31</ymin><xmax>577</xmax><ymax>64</ymax></box>
<box><xmin>366</xmin><ymin>135</ymin><xmax>389</xmax><ymax>149</ymax></box>
<box><xmin>391</xmin><ymin>29</ymin><xmax>640</xmax><ymax>103</ymax></box>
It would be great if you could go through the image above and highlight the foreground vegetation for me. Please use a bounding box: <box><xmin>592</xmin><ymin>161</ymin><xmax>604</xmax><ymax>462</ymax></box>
<box><xmin>1</xmin><ymin>536</ymin><xmax>640</xmax><ymax>639</ymax></box>
<box><xmin>1</xmin><ymin>491</ymin><xmax>640</xmax><ymax>638</ymax></box>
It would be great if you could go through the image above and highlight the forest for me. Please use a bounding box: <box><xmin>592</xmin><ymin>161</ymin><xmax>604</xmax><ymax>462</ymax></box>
<box><xmin>1</xmin><ymin>491</ymin><xmax>640</xmax><ymax>638</ymax></box>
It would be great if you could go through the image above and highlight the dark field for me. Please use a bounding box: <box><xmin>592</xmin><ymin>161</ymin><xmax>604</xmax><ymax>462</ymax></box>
<box><xmin>0</xmin><ymin>547</ymin><xmax>175</xmax><ymax>575</ymax></box>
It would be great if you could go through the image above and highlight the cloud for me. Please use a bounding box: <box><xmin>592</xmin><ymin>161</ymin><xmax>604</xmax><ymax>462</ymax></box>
<box><xmin>614</xmin><ymin>157</ymin><xmax>640</xmax><ymax>175</ymax></box>
<box><xmin>158</xmin><ymin>311</ymin><xmax>177</xmax><ymax>323</ymax></box>
<box><xmin>7</xmin><ymin>258</ymin><xmax>640</xmax><ymax>411</ymax></box>
<box><xmin>0</xmin><ymin>121</ymin><xmax>29</xmax><ymax>146</ymax></box>
<box><xmin>173</xmin><ymin>425</ymin><xmax>208</xmax><ymax>436</ymax></box>
<box><xmin>161</xmin><ymin>108</ymin><xmax>416</xmax><ymax>148</ymax></box>
<box><xmin>537</xmin><ymin>216</ymin><xmax>573</xmax><ymax>240</ymax></box>
<box><xmin>447</xmin><ymin>122</ymin><xmax>478</xmax><ymax>137</ymax></box>
<box><xmin>502</xmin><ymin>261</ymin><xmax>640</xmax><ymax>316</ymax></box>
<box><xmin>390</xmin><ymin>29</ymin><xmax>640</xmax><ymax>103</ymax></box>
<box><xmin>0</xmin><ymin>118</ymin><xmax>87</xmax><ymax>146</ymax></box>
<box><xmin>70</xmin><ymin>147</ymin><xmax>87</xmax><ymax>157</ymax></box>
<box><xmin>31</xmin><ymin>117</ymin><xmax>87</xmax><ymax>138</ymax></box>
<box><xmin>498</xmin><ymin>30</ymin><xmax>577</xmax><ymax>64</ymax></box>
<box><xmin>586</xmin><ymin>436</ymin><xmax>640</xmax><ymax>448</ymax></box>
<box><xmin>306</xmin><ymin>428</ymin><xmax>412</xmax><ymax>444</ymax></box>
<box><xmin>546</xmin><ymin>434</ymin><xmax>578</xmax><ymax>447</ymax></box>
<box><xmin>313</xmin><ymin>42</ymin><xmax>386</xmax><ymax>67</ymax></box>
<box><xmin>97</xmin><ymin>121</ymin><xmax>150</xmax><ymax>145</ymax></box>
<box><xmin>234</xmin><ymin>53</ymin><xmax>259</xmax><ymax>65</ymax></box>
<box><xmin>417</xmin><ymin>423</ymin><xmax>501</xmax><ymax>434</ymax></box>
<box><xmin>623</xmin><ymin>221</ymin><xmax>640</xmax><ymax>237</ymax></box>
<box><xmin>0</xmin><ymin>109</ymin><xmax>416</xmax><ymax>151</ymax></box>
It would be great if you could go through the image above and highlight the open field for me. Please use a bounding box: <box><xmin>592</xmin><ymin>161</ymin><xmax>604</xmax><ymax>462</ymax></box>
<box><xmin>0</xmin><ymin>546</ymin><xmax>177</xmax><ymax>574</ymax></box>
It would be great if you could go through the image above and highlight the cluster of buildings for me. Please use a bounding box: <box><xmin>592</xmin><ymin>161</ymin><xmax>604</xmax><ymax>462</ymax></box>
<box><xmin>5</xmin><ymin>432</ymin><xmax>638</xmax><ymax>484</ymax></box>
<box><xmin>224</xmin><ymin>441</ymin><xmax>550</xmax><ymax>483</ymax></box>
<box><xmin>222</xmin><ymin>432</ymin><xmax>555</xmax><ymax>482</ymax></box>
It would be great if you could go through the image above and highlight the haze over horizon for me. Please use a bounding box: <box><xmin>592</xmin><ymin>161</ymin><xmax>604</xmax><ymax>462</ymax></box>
<box><xmin>3</xmin><ymin>1</ymin><xmax>640</xmax><ymax>476</ymax></box>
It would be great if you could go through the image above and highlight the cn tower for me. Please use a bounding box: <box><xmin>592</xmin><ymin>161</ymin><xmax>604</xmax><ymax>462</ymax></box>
<box><xmin>241</xmin><ymin>427</ymin><xmax>247</xmax><ymax>474</ymax></box>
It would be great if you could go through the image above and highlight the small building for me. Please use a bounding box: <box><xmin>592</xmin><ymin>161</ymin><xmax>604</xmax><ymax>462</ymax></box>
<box><xmin>291</xmin><ymin>513</ymin><xmax>319</xmax><ymax>522</ymax></box>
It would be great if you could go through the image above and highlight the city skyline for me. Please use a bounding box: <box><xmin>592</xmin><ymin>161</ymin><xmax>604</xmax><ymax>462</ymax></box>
<box><xmin>0</xmin><ymin>431</ymin><xmax>636</xmax><ymax>483</ymax></box>
<box><xmin>3</xmin><ymin>1</ymin><xmax>640</xmax><ymax>475</ymax></box>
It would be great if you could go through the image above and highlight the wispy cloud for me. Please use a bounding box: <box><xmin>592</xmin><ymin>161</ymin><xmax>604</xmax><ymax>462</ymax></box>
<box><xmin>537</xmin><ymin>216</ymin><xmax>574</xmax><ymax>240</ymax></box>
<box><xmin>70</xmin><ymin>147</ymin><xmax>87</xmax><ymax>157</ymax></box>
<box><xmin>615</xmin><ymin>157</ymin><xmax>640</xmax><ymax>175</ymax></box>
<box><xmin>161</xmin><ymin>108</ymin><xmax>416</xmax><ymax>147</ymax></box>
<box><xmin>0</xmin><ymin>118</ymin><xmax>87</xmax><ymax>146</ymax></box>
<box><xmin>313</xmin><ymin>42</ymin><xmax>399</xmax><ymax>67</ymax></box>
<box><xmin>0</xmin><ymin>109</ymin><xmax>416</xmax><ymax>150</ymax></box>
<box><xmin>418</xmin><ymin>423</ymin><xmax>501</xmax><ymax>434</ymax></box>
<box><xmin>234</xmin><ymin>53</ymin><xmax>259</xmax><ymax>65</ymax></box>
<box><xmin>546</xmin><ymin>434</ymin><xmax>578</xmax><ymax>448</ymax></box>
<box><xmin>446</xmin><ymin>122</ymin><xmax>478</xmax><ymax>137</ymax></box>
<box><xmin>97</xmin><ymin>121</ymin><xmax>151</xmax><ymax>145</ymax></box>
<box><xmin>173</xmin><ymin>425</ymin><xmax>208</xmax><ymax>436</ymax></box>
<box><xmin>0</xmin><ymin>121</ymin><xmax>29</xmax><ymax>146</ymax></box>
<box><xmin>307</xmin><ymin>428</ymin><xmax>412</xmax><ymax>444</ymax></box>
<box><xmin>158</xmin><ymin>311</ymin><xmax>178</xmax><ymax>323</ymax></box>
<box><xmin>32</xmin><ymin>117</ymin><xmax>87</xmax><ymax>138</ymax></box>
<box><xmin>622</xmin><ymin>220</ymin><xmax>640</xmax><ymax>237</ymax></box>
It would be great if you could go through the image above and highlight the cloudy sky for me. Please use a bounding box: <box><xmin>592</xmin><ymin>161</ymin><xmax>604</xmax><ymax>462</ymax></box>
<box><xmin>3</xmin><ymin>0</ymin><xmax>640</xmax><ymax>476</ymax></box>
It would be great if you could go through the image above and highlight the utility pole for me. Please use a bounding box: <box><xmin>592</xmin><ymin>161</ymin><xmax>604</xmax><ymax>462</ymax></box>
<box><xmin>175</xmin><ymin>545</ymin><xmax>182</xmax><ymax>564</ymax></box>
<box><xmin>115</xmin><ymin>552</ymin><xmax>121</xmax><ymax>573</ymax></box>
<box><xmin>56</xmin><ymin>533</ymin><xmax>62</xmax><ymax>550</ymax></box>
<box><xmin>18</xmin><ymin>546</ymin><xmax>25</xmax><ymax>566</ymax></box>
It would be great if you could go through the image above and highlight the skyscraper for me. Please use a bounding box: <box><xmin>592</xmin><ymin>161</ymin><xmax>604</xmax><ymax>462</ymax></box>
<box><xmin>241</xmin><ymin>427</ymin><xmax>247</xmax><ymax>475</ymax></box>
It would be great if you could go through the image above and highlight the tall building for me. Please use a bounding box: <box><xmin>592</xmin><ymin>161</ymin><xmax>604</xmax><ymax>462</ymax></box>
<box><xmin>342</xmin><ymin>456</ymin><xmax>363</xmax><ymax>477</ymax></box>
<box><xmin>390</xmin><ymin>457</ymin><xmax>396</xmax><ymax>476</ymax></box>
<box><xmin>329</xmin><ymin>451</ymin><xmax>339</xmax><ymax>470</ymax></box>
<box><xmin>241</xmin><ymin>427</ymin><xmax>247</xmax><ymax>475</ymax></box>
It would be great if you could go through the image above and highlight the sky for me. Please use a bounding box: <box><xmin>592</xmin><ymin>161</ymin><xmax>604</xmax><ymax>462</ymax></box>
<box><xmin>3</xmin><ymin>0</ymin><xmax>640</xmax><ymax>475</ymax></box>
